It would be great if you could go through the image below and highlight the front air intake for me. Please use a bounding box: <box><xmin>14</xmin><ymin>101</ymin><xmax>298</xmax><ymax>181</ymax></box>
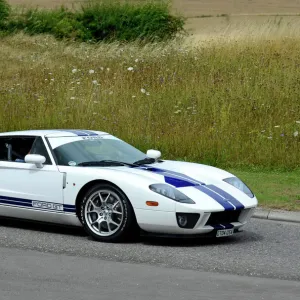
<box><xmin>206</xmin><ymin>210</ymin><xmax>242</xmax><ymax>226</ymax></box>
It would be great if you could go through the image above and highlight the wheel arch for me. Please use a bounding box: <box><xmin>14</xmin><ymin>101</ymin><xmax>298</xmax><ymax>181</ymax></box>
<box><xmin>75</xmin><ymin>179</ymin><xmax>136</xmax><ymax>221</ymax></box>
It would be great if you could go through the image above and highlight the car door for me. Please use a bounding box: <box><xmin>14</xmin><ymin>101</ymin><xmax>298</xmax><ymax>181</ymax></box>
<box><xmin>0</xmin><ymin>135</ymin><xmax>65</xmax><ymax>223</ymax></box>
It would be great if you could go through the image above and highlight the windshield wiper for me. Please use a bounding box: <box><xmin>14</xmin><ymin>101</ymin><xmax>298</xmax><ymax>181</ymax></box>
<box><xmin>133</xmin><ymin>157</ymin><xmax>157</xmax><ymax>165</ymax></box>
<box><xmin>77</xmin><ymin>160</ymin><xmax>136</xmax><ymax>167</ymax></box>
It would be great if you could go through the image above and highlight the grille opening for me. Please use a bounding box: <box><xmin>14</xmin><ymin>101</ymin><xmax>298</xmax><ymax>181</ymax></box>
<box><xmin>206</xmin><ymin>210</ymin><xmax>242</xmax><ymax>226</ymax></box>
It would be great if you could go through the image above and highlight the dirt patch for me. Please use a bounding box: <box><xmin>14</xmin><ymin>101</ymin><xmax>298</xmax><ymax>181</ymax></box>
<box><xmin>8</xmin><ymin>0</ymin><xmax>85</xmax><ymax>8</ymax></box>
<box><xmin>172</xmin><ymin>0</ymin><xmax>300</xmax><ymax>17</ymax></box>
<box><xmin>184</xmin><ymin>15</ymin><xmax>300</xmax><ymax>39</ymax></box>
<box><xmin>8</xmin><ymin>0</ymin><xmax>300</xmax><ymax>14</ymax></box>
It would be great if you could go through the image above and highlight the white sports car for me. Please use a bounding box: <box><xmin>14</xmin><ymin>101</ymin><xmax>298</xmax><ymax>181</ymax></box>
<box><xmin>0</xmin><ymin>130</ymin><xmax>257</xmax><ymax>242</ymax></box>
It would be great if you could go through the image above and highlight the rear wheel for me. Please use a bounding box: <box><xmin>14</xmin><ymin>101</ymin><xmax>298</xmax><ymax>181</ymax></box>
<box><xmin>79</xmin><ymin>183</ymin><xmax>138</xmax><ymax>242</ymax></box>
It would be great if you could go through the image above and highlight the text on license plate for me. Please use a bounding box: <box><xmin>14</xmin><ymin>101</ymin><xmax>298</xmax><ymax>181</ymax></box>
<box><xmin>216</xmin><ymin>229</ymin><xmax>234</xmax><ymax>237</ymax></box>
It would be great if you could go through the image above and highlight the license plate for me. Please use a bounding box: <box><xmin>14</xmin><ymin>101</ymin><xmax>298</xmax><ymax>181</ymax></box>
<box><xmin>216</xmin><ymin>229</ymin><xmax>234</xmax><ymax>238</ymax></box>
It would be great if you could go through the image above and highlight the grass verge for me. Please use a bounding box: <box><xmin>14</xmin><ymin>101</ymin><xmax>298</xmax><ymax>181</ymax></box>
<box><xmin>230</xmin><ymin>169</ymin><xmax>300</xmax><ymax>211</ymax></box>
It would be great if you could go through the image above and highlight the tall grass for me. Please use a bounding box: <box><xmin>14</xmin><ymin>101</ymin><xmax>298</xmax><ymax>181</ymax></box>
<box><xmin>0</xmin><ymin>34</ymin><xmax>299</xmax><ymax>170</ymax></box>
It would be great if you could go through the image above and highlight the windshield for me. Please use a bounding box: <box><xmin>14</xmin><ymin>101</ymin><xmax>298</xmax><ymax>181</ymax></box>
<box><xmin>48</xmin><ymin>135</ymin><xmax>147</xmax><ymax>166</ymax></box>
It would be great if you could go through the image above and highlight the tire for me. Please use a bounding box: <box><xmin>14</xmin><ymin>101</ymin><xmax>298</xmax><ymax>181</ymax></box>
<box><xmin>79</xmin><ymin>183</ymin><xmax>138</xmax><ymax>243</ymax></box>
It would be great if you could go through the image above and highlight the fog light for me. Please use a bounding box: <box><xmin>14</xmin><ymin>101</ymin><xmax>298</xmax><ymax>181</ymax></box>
<box><xmin>176</xmin><ymin>213</ymin><xmax>200</xmax><ymax>229</ymax></box>
<box><xmin>177</xmin><ymin>215</ymin><xmax>188</xmax><ymax>227</ymax></box>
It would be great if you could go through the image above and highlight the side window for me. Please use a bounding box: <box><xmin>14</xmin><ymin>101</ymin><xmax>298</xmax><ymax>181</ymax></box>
<box><xmin>0</xmin><ymin>139</ymin><xmax>8</xmax><ymax>161</ymax></box>
<box><xmin>0</xmin><ymin>136</ymin><xmax>52</xmax><ymax>165</ymax></box>
<box><xmin>0</xmin><ymin>136</ymin><xmax>35</xmax><ymax>162</ymax></box>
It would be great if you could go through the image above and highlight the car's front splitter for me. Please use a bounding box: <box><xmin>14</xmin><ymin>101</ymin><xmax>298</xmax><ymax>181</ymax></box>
<box><xmin>139</xmin><ymin>227</ymin><xmax>243</xmax><ymax>239</ymax></box>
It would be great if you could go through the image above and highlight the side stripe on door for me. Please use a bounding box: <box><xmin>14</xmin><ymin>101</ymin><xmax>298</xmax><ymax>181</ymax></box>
<box><xmin>0</xmin><ymin>195</ymin><xmax>76</xmax><ymax>213</ymax></box>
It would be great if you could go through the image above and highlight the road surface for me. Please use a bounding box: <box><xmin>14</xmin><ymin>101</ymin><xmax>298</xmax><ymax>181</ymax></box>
<box><xmin>0</xmin><ymin>218</ymin><xmax>299</xmax><ymax>299</ymax></box>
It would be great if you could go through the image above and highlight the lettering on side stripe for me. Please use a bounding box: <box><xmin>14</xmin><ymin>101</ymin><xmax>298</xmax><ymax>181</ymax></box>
<box><xmin>32</xmin><ymin>201</ymin><xmax>63</xmax><ymax>211</ymax></box>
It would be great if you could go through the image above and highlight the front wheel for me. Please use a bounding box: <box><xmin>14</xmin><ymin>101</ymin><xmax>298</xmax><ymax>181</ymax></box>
<box><xmin>79</xmin><ymin>183</ymin><xmax>138</xmax><ymax>242</ymax></box>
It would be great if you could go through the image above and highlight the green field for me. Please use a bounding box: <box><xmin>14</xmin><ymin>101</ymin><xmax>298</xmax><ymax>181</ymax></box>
<box><xmin>230</xmin><ymin>169</ymin><xmax>300</xmax><ymax>211</ymax></box>
<box><xmin>1</xmin><ymin>34</ymin><xmax>299</xmax><ymax>168</ymax></box>
<box><xmin>0</xmin><ymin>1</ymin><xmax>299</xmax><ymax>210</ymax></box>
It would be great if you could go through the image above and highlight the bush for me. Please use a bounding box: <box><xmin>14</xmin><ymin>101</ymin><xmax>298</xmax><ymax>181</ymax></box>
<box><xmin>78</xmin><ymin>1</ymin><xmax>185</xmax><ymax>42</ymax></box>
<box><xmin>0</xmin><ymin>0</ymin><xmax>10</xmax><ymax>27</ymax></box>
<box><xmin>18</xmin><ymin>7</ymin><xmax>86</xmax><ymax>39</ymax></box>
<box><xmin>1</xmin><ymin>1</ymin><xmax>185</xmax><ymax>42</ymax></box>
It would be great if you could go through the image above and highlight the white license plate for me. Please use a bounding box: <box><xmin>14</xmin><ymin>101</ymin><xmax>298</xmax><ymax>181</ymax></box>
<box><xmin>216</xmin><ymin>229</ymin><xmax>234</xmax><ymax>238</ymax></box>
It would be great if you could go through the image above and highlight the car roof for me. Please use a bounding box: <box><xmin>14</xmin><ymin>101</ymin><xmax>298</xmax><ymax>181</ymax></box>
<box><xmin>0</xmin><ymin>129</ymin><xmax>109</xmax><ymax>138</ymax></box>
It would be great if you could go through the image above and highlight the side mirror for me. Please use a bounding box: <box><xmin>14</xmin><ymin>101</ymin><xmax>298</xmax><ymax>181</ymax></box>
<box><xmin>146</xmin><ymin>149</ymin><xmax>161</xmax><ymax>160</ymax></box>
<box><xmin>25</xmin><ymin>154</ymin><xmax>46</xmax><ymax>168</ymax></box>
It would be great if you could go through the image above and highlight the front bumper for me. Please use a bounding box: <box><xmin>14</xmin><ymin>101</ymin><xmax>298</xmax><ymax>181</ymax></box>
<box><xmin>135</xmin><ymin>206</ymin><xmax>256</xmax><ymax>236</ymax></box>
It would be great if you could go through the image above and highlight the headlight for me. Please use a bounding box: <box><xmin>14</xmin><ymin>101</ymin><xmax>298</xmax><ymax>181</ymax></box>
<box><xmin>223</xmin><ymin>177</ymin><xmax>254</xmax><ymax>198</ymax></box>
<box><xmin>149</xmin><ymin>184</ymin><xmax>195</xmax><ymax>204</ymax></box>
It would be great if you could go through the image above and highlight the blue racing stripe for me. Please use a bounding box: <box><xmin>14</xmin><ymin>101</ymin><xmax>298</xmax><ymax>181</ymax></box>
<box><xmin>136</xmin><ymin>167</ymin><xmax>241</xmax><ymax>211</ymax></box>
<box><xmin>78</xmin><ymin>130</ymin><xmax>98</xmax><ymax>136</ymax></box>
<box><xmin>139</xmin><ymin>167</ymin><xmax>204</xmax><ymax>186</ymax></box>
<box><xmin>211</xmin><ymin>224</ymin><xmax>234</xmax><ymax>230</ymax></box>
<box><xmin>59</xmin><ymin>130</ymin><xmax>89</xmax><ymax>136</ymax></box>
<box><xmin>0</xmin><ymin>199</ymin><xmax>32</xmax><ymax>208</ymax></box>
<box><xmin>206</xmin><ymin>185</ymin><xmax>245</xmax><ymax>210</ymax></box>
<box><xmin>164</xmin><ymin>176</ymin><xmax>196</xmax><ymax>188</ymax></box>
<box><xmin>145</xmin><ymin>167</ymin><xmax>204</xmax><ymax>185</ymax></box>
<box><xmin>0</xmin><ymin>195</ymin><xmax>32</xmax><ymax>204</ymax></box>
<box><xmin>64</xmin><ymin>204</ymin><xmax>76</xmax><ymax>208</ymax></box>
<box><xmin>59</xmin><ymin>129</ymin><xmax>99</xmax><ymax>136</ymax></box>
<box><xmin>194</xmin><ymin>186</ymin><xmax>235</xmax><ymax>211</ymax></box>
<box><xmin>221</xmin><ymin>223</ymin><xmax>234</xmax><ymax>229</ymax></box>
<box><xmin>64</xmin><ymin>204</ymin><xmax>76</xmax><ymax>212</ymax></box>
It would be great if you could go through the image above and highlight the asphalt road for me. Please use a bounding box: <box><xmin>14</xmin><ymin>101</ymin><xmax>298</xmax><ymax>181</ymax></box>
<box><xmin>0</xmin><ymin>218</ymin><xmax>299</xmax><ymax>299</ymax></box>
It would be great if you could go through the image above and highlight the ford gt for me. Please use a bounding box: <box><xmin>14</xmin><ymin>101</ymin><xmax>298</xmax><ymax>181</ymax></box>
<box><xmin>0</xmin><ymin>130</ymin><xmax>257</xmax><ymax>242</ymax></box>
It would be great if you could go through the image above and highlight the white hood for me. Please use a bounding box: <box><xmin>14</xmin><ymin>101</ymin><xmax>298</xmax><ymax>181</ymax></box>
<box><xmin>121</xmin><ymin>160</ymin><xmax>234</xmax><ymax>186</ymax></box>
<box><xmin>116</xmin><ymin>160</ymin><xmax>256</xmax><ymax>210</ymax></box>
